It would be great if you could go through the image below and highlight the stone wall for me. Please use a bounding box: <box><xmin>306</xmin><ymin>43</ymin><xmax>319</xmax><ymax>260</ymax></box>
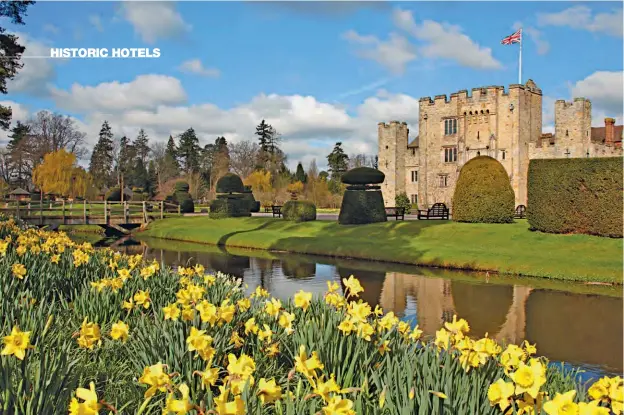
<box><xmin>378</xmin><ymin>121</ymin><xmax>408</xmax><ymax>206</ymax></box>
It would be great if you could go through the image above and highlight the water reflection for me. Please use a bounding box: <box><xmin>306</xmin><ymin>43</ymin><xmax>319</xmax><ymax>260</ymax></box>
<box><xmin>110</xmin><ymin>237</ymin><xmax>623</xmax><ymax>376</ymax></box>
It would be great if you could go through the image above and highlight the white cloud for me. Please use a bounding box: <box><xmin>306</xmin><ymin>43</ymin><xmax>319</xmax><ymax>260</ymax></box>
<box><xmin>89</xmin><ymin>15</ymin><xmax>104</xmax><ymax>32</ymax></box>
<box><xmin>537</xmin><ymin>6</ymin><xmax>623</xmax><ymax>37</ymax></box>
<box><xmin>49</xmin><ymin>74</ymin><xmax>188</xmax><ymax>114</ymax></box>
<box><xmin>36</xmin><ymin>73</ymin><xmax>424</xmax><ymax>169</ymax></box>
<box><xmin>178</xmin><ymin>59</ymin><xmax>220</xmax><ymax>77</ymax></box>
<box><xmin>393</xmin><ymin>9</ymin><xmax>501</xmax><ymax>70</ymax></box>
<box><xmin>119</xmin><ymin>2</ymin><xmax>191</xmax><ymax>44</ymax></box>
<box><xmin>7</xmin><ymin>32</ymin><xmax>57</xmax><ymax>95</ymax></box>
<box><xmin>570</xmin><ymin>71</ymin><xmax>624</xmax><ymax>117</ymax></box>
<box><xmin>43</xmin><ymin>24</ymin><xmax>59</xmax><ymax>35</ymax></box>
<box><xmin>342</xmin><ymin>30</ymin><xmax>417</xmax><ymax>74</ymax></box>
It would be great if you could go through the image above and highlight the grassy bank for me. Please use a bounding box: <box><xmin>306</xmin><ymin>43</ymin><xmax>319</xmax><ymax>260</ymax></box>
<box><xmin>58</xmin><ymin>224</ymin><xmax>105</xmax><ymax>234</ymax></box>
<box><xmin>140</xmin><ymin>217</ymin><xmax>623</xmax><ymax>283</ymax></box>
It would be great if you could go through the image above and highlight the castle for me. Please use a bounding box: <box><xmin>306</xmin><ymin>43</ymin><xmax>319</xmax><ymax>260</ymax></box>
<box><xmin>378</xmin><ymin>79</ymin><xmax>623</xmax><ymax>210</ymax></box>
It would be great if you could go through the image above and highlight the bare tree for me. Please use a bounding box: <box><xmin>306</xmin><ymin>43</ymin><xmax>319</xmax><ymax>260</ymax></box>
<box><xmin>229</xmin><ymin>140</ymin><xmax>259</xmax><ymax>178</ymax></box>
<box><xmin>26</xmin><ymin>111</ymin><xmax>87</xmax><ymax>162</ymax></box>
<box><xmin>348</xmin><ymin>153</ymin><xmax>375</xmax><ymax>169</ymax></box>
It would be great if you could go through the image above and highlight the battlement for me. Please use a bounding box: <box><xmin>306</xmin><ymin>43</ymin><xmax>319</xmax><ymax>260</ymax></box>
<box><xmin>378</xmin><ymin>121</ymin><xmax>408</xmax><ymax>129</ymax></box>
<box><xmin>417</xmin><ymin>80</ymin><xmax>542</xmax><ymax>106</ymax></box>
<box><xmin>555</xmin><ymin>98</ymin><xmax>591</xmax><ymax>110</ymax></box>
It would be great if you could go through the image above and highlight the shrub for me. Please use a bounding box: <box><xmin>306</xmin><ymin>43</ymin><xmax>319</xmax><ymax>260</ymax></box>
<box><xmin>173</xmin><ymin>191</ymin><xmax>194</xmax><ymax>213</ymax></box>
<box><xmin>395</xmin><ymin>192</ymin><xmax>411</xmax><ymax>214</ymax></box>
<box><xmin>452</xmin><ymin>156</ymin><xmax>515</xmax><ymax>223</ymax></box>
<box><xmin>209</xmin><ymin>198</ymin><xmax>251</xmax><ymax>218</ymax></box>
<box><xmin>282</xmin><ymin>200</ymin><xmax>317</xmax><ymax>222</ymax></box>
<box><xmin>242</xmin><ymin>187</ymin><xmax>260</xmax><ymax>213</ymax></box>
<box><xmin>216</xmin><ymin>173</ymin><xmax>244</xmax><ymax>194</ymax></box>
<box><xmin>105</xmin><ymin>188</ymin><xmax>121</xmax><ymax>202</ymax></box>
<box><xmin>527</xmin><ymin>157</ymin><xmax>623</xmax><ymax>237</ymax></box>
<box><xmin>341</xmin><ymin>167</ymin><xmax>385</xmax><ymax>185</ymax></box>
<box><xmin>174</xmin><ymin>181</ymin><xmax>190</xmax><ymax>193</ymax></box>
<box><xmin>338</xmin><ymin>190</ymin><xmax>387</xmax><ymax>224</ymax></box>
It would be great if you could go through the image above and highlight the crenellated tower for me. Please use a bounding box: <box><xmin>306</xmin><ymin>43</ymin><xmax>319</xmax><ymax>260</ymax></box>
<box><xmin>378</xmin><ymin>121</ymin><xmax>409</xmax><ymax>206</ymax></box>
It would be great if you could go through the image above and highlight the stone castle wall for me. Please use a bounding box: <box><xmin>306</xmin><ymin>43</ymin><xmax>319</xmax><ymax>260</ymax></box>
<box><xmin>378</xmin><ymin>80</ymin><xmax>622</xmax><ymax>212</ymax></box>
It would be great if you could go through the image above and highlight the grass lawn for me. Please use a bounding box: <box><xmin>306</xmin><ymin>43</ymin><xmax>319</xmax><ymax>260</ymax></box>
<box><xmin>140</xmin><ymin>217</ymin><xmax>623</xmax><ymax>284</ymax></box>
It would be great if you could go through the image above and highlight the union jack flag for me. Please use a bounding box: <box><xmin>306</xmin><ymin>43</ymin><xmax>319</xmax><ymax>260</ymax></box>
<box><xmin>501</xmin><ymin>29</ymin><xmax>522</xmax><ymax>45</ymax></box>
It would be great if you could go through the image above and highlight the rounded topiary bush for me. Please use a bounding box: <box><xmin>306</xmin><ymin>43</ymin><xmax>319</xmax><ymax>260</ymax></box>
<box><xmin>105</xmin><ymin>188</ymin><xmax>121</xmax><ymax>202</ymax></box>
<box><xmin>242</xmin><ymin>186</ymin><xmax>260</xmax><ymax>213</ymax></box>
<box><xmin>282</xmin><ymin>200</ymin><xmax>317</xmax><ymax>222</ymax></box>
<box><xmin>452</xmin><ymin>156</ymin><xmax>515</xmax><ymax>223</ymax></box>
<box><xmin>341</xmin><ymin>167</ymin><xmax>385</xmax><ymax>185</ymax></box>
<box><xmin>173</xmin><ymin>191</ymin><xmax>194</xmax><ymax>213</ymax></box>
<box><xmin>216</xmin><ymin>173</ymin><xmax>244</xmax><ymax>194</ymax></box>
<box><xmin>339</xmin><ymin>190</ymin><xmax>387</xmax><ymax>224</ymax></box>
<box><xmin>174</xmin><ymin>181</ymin><xmax>190</xmax><ymax>193</ymax></box>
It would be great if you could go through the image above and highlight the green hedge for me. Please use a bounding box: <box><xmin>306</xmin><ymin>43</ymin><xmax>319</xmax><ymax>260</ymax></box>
<box><xmin>527</xmin><ymin>157</ymin><xmax>623</xmax><ymax>237</ymax></box>
<box><xmin>282</xmin><ymin>200</ymin><xmax>317</xmax><ymax>222</ymax></box>
<box><xmin>173</xmin><ymin>191</ymin><xmax>194</xmax><ymax>213</ymax></box>
<box><xmin>209</xmin><ymin>198</ymin><xmax>251</xmax><ymax>219</ymax></box>
<box><xmin>242</xmin><ymin>189</ymin><xmax>260</xmax><ymax>213</ymax></box>
<box><xmin>452</xmin><ymin>156</ymin><xmax>515</xmax><ymax>223</ymax></box>
<box><xmin>105</xmin><ymin>188</ymin><xmax>121</xmax><ymax>202</ymax></box>
<box><xmin>395</xmin><ymin>192</ymin><xmax>411</xmax><ymax>214</ymax></box>
<box><xmin>338</xmin><ymin>190</ymin><xmax>387</xmax><ymax>225</ymax></box>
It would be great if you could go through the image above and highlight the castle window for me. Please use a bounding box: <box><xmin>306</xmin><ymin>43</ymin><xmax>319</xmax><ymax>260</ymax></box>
<box><xmin>565</xmin><ymin>130</ymin><xmax>569</xmax><ymax>137</ymax></box>
<box><xmin>477</xmin><ymin>151</ymin><xmax>481</xmax><ymax>156</ymax></box>
<box><xmin>501</xmin><ymin>150</ymin><xmax>506</xmax><ymax>160</ymax></box>
<box><xmin>411</xmin><ymin>194</ymin><xmax>418</xmax><ymax>204</ymax></box>
<box><xmin>411</xmin><ymin>148</ymin><xmax>416</xmax><ymax>156</ymax></box>
<box><xmin>444</xmin><ymin>119</ymin><xmax>457</xmax><ymax>135</ymax></box>
<box><xmin>444</xmin><ymin>147</ymin><xmax>457</xmax><ymax>163</ymax></box>
<box><xmin>411</xmin><ymin>171</ymin><xmax>418</xmax><ymax>182</ymax></box>
<box><xmin>438</xmin><ymin>175</ymin><xmax>449</xmax><ymax>188</ymax></box>
<box><xmin>385</xmin><ymin>145</ymin><xmax>389</xmax><ymax>149</ymax></box>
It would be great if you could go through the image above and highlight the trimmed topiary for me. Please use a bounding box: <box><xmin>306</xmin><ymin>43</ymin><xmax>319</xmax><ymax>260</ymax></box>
<box><xmin>209</xmin><ymin>198</ymin><xmax>251</xmax><ymax>218</ymax></box>
<box><xmin>282</xmin><ymin>200</ymin><xmax>316</xmax><ymax>222</ymax></box>
<box><xmin>216</xmin><ymin>173</ymin><xmax>245</xmax><ymax>194</ymax></box>
<box><xmin>395</xmin><ymin>192</ymin><xmax>411</xmax><ymax>214</ymax></box>
<box><xmin>338</xmin><ymin>167</ymin><xmax>387</xmax><ymax>225</ymax></box>
<box><xmin>105</xmin><ymin>188</ymin><xmax>121</xmax><ymax>202</ymax></box>
<box><xmin>174</xmin><ymin>181</ymin><xmax>190</xmax><ymax>193</ymax></box>
<box><xmin>179</xmin><ymin>198</ymin><xmax>194</xmax><ymax>214</ymax></box>
<box><xmin>341</xmin><ymin>167</ymin><xmax>385</xmax><ymax>185</ymax></box>
<box><xmin>242</xmin><ymin>186</ymin><xmax>260</xmax><ymax>213</ymax></box>
<box><xmin>527</xmin><ymin>157</ymin><xmax>623</xmax><ymax>237</ymax></box>
<box><xmin>452</xmin><ymin>156</ymin><xmax>515</xmax><ymax>223</ymax></box>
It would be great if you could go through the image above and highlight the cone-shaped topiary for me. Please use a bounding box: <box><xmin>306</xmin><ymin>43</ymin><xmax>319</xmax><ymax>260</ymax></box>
<box><xmin>216</xmin><ymin>173</ymin><xmax>245</xmax><ymax>194</ymax></box>
<box><xmin>338</xmin><ymin>167</ymin><xmax>387</xmax><ymax>225</ymax></box>
<box><xmin>341</xmin><ymin>167</ymin><xmax>385</xmax><ymax>185</ymax></box>
<box><xmin>105</xmin><ymin>188</ymin><xmax>121</xmax><ymax>202</ymax></box>
<box><xmin>242</xmin><ymin>186</ymin><xmax>260</xmax><ymax>213</ymax></box>
<box><xmin>452</xmin><ymin>156</ymin><xmax>515</xmax><ymax>223</ymax></box>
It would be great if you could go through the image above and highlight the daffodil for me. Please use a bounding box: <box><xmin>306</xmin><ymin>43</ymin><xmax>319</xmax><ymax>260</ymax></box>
<box><xmin>322</xmin><ymin>395</ymin><xmax>355</xmax><ymax>415</ymax></box>
<box><xmin>110</xmin><ymin>321</ymin><xmax>129</xmax><ymax>342</ymax></box>
<box><xmin>314</xmin><ymin>375</ymin><xmax>342</xmax><ymax>402</ymax></box>
<box><xmin>236</xmin><ymin>298</ymin><xmax>251</xmax><ymax>312</ymax></box>
<box><xmin>265</xmin><ymin>298</ymin><xmax>282</xmax><ymax>319</ymax></box>
<box><xmin>218</xmin><ymin>299</ymin><xmax>236</xmax><ymax>324</ymax></box>
<box><xmin>294</xmin><ymin>290</ymin><xmax>312</xmax><ymax>311</ymax></box>
<box><xmin>342</xmin><ymin>275</ymin><xmax>363</xmax><ymax>298</ymax></box>
<box><xmin>133</xmin><ymin>290</ymin><xmax>151</xmax><ymax>309</ymax></box>
<box><xmin>278</xmin><ymin>311</ymin><xmax>295</xmax><ymax>334</ymax></box>
<box><xmin>68</xmin><ymin>382</ymin><xmax>101</xmax><ymax>415</ymax></box>
<box><xmin>295</xmin><ymin>345</ymin><xmax>324</xmax><ymax>380</ymax></box>
<box><xmin>488</xmin><ymin>379</ymin><xmax>515</xmax><ymax>411</ymax></box>
<box><xmin>434</xmin><ymin>328</ymin><xmax>450</xmax><ymax>350</ymax></box>
<box><xmin>165</xmin><ymin>383</ymin><xmax>194</xmax><ymax>415</ymax></box>
<box><xmin>338</xmin><ymin>318</ymin><xmax>355</xmax><ymax>335</ymax></box>
<box><xmin>213</xmin><ymin>386</ymin><xmax>245</xmax><ymax>415</ymax></box>
<box><xmin>1</xmin><ymin>326</ymin><xmax>32</xmax><ymax>360</ymax></box>
<box><xmin>11</xmin><ymin>263</ymin><xmax>26</xmax><ymax>279</ymax></box>
<box><xmin>543</xmin><ymin>390</ymin><xmax>578</xmax><ymax>415</ymax></box>
<box><xmin>578</xmin><ymin>400</ymin><xmax>610</xmax><ymax>415</ymax></box>
<box><xmin>163</xmin><ymin>303</ymin><xmax>181</xmax><ymax>321</ymax></box>
<box><xmin>138</xmin><ymin>363</ymin><xmax>171</xmax><ymax>398</ymax></box>
<box><xmin>510</xmin><ymin>359</ymin><xmax>547</xmax><ymax>399</ymax></box>
<box><xmin>257</xmin><ymin>378</ymin><xmax>282</xmax><ymax>404</ymax></box>
<box><xmin>77</xmin><ymin>318</ymin><xmax>102</xmax><ymax>350</ymax></box>
<box><xmin>196</xmin><ymin>300</ymin><xmax>218</xmax><ymax>325</ymax></box>
<box><xmin>196</xmin><ymin>365</ymin><xmax>220</xmax><ymax>389</ymax></box>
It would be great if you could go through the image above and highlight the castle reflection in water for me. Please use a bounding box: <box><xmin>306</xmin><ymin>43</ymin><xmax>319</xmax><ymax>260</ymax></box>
<box><xmin>115</xmin><ymin>240</ymin><xmax>623</xmax><ymax>375</ymax></box>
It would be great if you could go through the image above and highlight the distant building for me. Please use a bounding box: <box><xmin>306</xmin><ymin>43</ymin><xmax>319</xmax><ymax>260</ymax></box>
<box><xmin>8</xmin><ymin>188</ymin><xmax>30</xmax><ymax>201</ymax></box>
<box><xmin>378</xmin><ymin>79</ymin><xmax>623</xmax><ymax>209</ymax></box>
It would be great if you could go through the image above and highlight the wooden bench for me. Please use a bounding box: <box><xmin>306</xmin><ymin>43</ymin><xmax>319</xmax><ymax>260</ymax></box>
<box><xmin>263</xmin><ymin>206</ymin><xmax>272</xmax><ymax>213</ymax></box>
<box><xmin>385</xmin><ymin>207</ymin><xmax>405</xmax><ymax>220</ymax></box>
<box><xmin>514</xmin><ymin>204</ymin><xmax>527</xmax><ymax>219</ymax></box>
<box><xmin>272</xmin><ymin>205</ymin><xmax>282</xmax><ymax>218</ymax></box>
<box><xmin>418</xmin><ymin>203</ymin><xmax>449</xmax><ymax>220</ymax></box>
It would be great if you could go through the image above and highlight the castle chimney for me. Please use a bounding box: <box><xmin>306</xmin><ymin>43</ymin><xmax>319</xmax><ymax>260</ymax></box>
<box><xmin>605</xmin><ymin>118</ymin><xmax>615</xmax><ymax>146</ymax></box>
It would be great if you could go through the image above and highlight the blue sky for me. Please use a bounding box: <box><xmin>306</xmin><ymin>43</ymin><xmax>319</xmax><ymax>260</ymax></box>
<box><xmin>3</xmin><ymin>1</ymin><xmax>623</xmax><ymax>170</ymax></box>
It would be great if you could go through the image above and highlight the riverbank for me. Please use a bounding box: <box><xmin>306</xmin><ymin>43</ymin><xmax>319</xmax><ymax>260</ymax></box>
<box><xmin>140</xmin><ymin>217</ymin><xmax>623</xmax><ymax>284</ymax></box>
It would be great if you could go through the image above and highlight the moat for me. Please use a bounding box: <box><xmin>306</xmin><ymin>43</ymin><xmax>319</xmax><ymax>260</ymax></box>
<box><xmin>78</xmin><ymin>234</ymin><xmax>623</xmax><ymax>378</ymax></box>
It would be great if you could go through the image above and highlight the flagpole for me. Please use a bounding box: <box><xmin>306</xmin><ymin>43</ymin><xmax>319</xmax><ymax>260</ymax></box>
<box><xmin>518</xmin><ymin>29</ymin><xmax>522</xmax><ymax>84</ymax></box>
